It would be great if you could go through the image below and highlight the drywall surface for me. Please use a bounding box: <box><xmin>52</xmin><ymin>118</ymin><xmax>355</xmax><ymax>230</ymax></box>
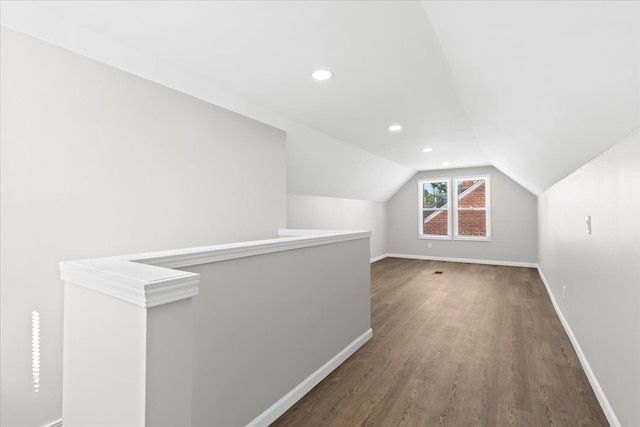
<box><xmin>0</xmin><ymin>2</ymin><xmax>416</xmax><ymax>202</ymax></box>
<box><xmin>387</xmin><ymin>166</ymin><xmax>538</xmax><ymax>264</ymax></box>
<box><xmin>287</xmin><ymin>194</ymin><xmax>387</xmax><ymax>259</ymax></box>
<box><xmin>63</xmin><ymin>287</ymin><xmax>193</xmax><ymax>427</ymax></box>
<box><xmin>62</xmin><ymin>284</ymin><xmax>147</xmax><ymax>427</ymax></box>
<box><xmin>0</xmin><ymin>28</ymin><xmax>286</xmax><ymax>427</ymax></box>
<box><xmin>185</xmin><ymin>238</ymin><xmax>371</xmax><ymax>426</ymax></box>
<box><xmin>423</xmin><ymin>1</ymin><xmax>640</xmax><ymax>196</ymax></box>
<box><xmin>286</xmin><ymin>129</ymin><xmax>414</xmax><ymax>202</ymax></box>
<box><xmin>145</xmin><ymin>298</ymin><xmax>193</xmax><ymax>427</ymax></box>
<box><xmin>538</xmin><ymin>130</ymin><xmax>640</xmax><ymax>426</ymax></box>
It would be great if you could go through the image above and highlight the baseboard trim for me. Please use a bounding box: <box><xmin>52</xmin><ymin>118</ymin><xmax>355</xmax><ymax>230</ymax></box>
<box><xmin>370</xmin><ymin>254</ymin><xmax>388</xmax><ymax>263</ymax></box>
<box><xmin>49</xmin><ymin>329</ymin><xmax>374</xmax><ymax>427</ymax></box>
<box><xmin>536</xmin><ymin>267</ymin><xmax>620</xmax><ymax>427</ymax></box>
<box><xmin>386</xmin><ymin>253</ymin><xmax>537</xmax><ymax>268</ymax></box>
<box><xmin>245</xmin><ymin>328</ymin><xmax>373</xmax><ymax>427</ymax></box>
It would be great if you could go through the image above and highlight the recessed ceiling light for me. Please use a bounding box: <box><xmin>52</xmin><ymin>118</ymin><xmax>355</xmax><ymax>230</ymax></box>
<box><xmin>312</xmin><ymin>69</ymin><xmax>333</xmax><ymax>81</ymax></box>
<box><xmin>442</xmin><ymin>161</ymin><xmax>450</xmax><ymax>166</ymax></box>
<box><xmin>421</xmin><ymin>148</ymin><xmax>433</xmax><ymax>152</ymax></box>
<box><xmin>388</xmin><ymin>124</ymin><xmax>402</xmax><ymax>132</ymax></box>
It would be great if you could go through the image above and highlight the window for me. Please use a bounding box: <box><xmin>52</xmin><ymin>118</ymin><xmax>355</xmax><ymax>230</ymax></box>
<box><xmin>453</xmin><ymin>176</ymin><xmax>490</xmax><ymax>240</ymax></box>
<box><xmin>418</xmin><ymin>179</ymin><xmax>451</xmax><ymax>239</ymax></box>
<box><xmin>418</xmin><ymin>176</ymin><xmax>491</xmax><ymax>241</ymax></box>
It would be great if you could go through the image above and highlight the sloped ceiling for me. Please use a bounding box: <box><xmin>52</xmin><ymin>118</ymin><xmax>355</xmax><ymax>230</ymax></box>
<box><xmin>423</xmin><ymin>0</ymin><xmax>640</xmax><ymax>194</ymax></box>
<box><xmin>1</xmin><ymin>1</ymin><xmax>638</xmax><ymax>199</ymax></box>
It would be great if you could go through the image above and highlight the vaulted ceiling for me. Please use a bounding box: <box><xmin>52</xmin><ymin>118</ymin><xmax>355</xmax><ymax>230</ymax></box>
<box><xmin>2</xmin><ymin>1</ymin><xmax>638</xmax><ymax>200</ymax></box>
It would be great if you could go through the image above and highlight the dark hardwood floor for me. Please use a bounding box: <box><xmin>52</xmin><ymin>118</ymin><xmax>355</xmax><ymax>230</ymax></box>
<box><xmin>272</xmin><ymin>257</ymin><xmax>609</xmax><ymax>427</ymax></box>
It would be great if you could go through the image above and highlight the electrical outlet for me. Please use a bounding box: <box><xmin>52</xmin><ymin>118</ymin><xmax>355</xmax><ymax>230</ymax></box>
<box><xmin>586</xmin><ymin>215</ymin><xmax>592</xmax><ymax>235</ymax></box>
<box><xmin>428</xmin><ymin>242</ymin><xmax>433</xmax><ymax>249</ymax></box>
<box><xmin>563</xmin><ymin>285</ymin><xmax>566</xmax><ymax>299</ymax></box>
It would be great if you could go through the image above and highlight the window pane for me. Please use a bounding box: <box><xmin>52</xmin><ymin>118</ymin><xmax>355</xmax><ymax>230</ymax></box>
<box><xmin>422</xmin><ymin>181</ymin><xmax>448</xmax><ymax>209</ymax></box>
<box><xmin>423</xmin><ymin>209</ymin><xmax>448</xmax><ymax>236</ymax></box>
<box><xmin>457</xmin><ymin>210</ymin><xmax>486</xmax><ymax>236</ymax></box>
<box><xmin>457</xmin><ymin>179</ymin><xmax>486</xmax><ymax>208</ymax></box>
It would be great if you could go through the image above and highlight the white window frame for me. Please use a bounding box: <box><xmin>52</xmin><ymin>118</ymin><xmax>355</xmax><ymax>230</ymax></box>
<box><xmin>418</xmin><ymin>178</ymin><xmax>452</xmax><ymax>240</ymax></box>
<box><xmin>453</xmin><ymin>175</ymin><xmax>491</xmax><ymax>241</ymax></box>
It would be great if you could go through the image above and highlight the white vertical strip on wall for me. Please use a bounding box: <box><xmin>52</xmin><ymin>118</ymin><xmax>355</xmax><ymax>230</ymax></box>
<box><xmin>31</xmin><ymin>311</ymin><xmax>41</xmax><ymax>393</ymax></box>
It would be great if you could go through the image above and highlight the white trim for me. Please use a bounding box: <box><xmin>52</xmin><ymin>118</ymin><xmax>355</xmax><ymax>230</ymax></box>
<box><xmin>60</xmin><ymin>230</ymin><xmax>371</xmax><ymax>308</ymax></box>
<box><xmin>536</xmin><ymin>267</ymin><xmax>621</xmax><ymax>427</ymax></box>
<box><xmin>370</xmin><ymin>254</ymin><xmax>388</xmax><ymax>263</ymax></box>
<box><xmin>245</xmin><ymin>328</ymin><xmax>373</xmax><ymax>427</ymax></box>
<box><xmin>418</xmin><ymin>234</ymin><xmax>451</xmax><ymax>241</ymax></box>
<box><xmin>418</xmin><ymin>178</ymin><xmax>452</xmax><ymax>240</ymax></box>
<box><xmin>277</xmin><ymin>229</ymin><xmax>369</xmax><ymax>237</ymax></box>
<box><xmin>453</xmin><ymin>235</ymin><xmax>491</xmax><ymax>242</ymax></box>
<box><xmin>453</xmin><ymin>175</ymin><xmax>491</xmax><ymax>241</ymax></box>
<box><xmin>43</xmin><ymin>420</ymin><xmax>63</xmax><ymax>427</ymax></box>
<box><xmin>60</xmin><ymin>259</ymin><xmax>200</xmax><ymax>308</ymax></box>
<box><xmin>386</xmin><ymin>253</ymin><xmax>538</xmax><ymax>268</ymax></box>
<box><xmin>138</xmin><ymin>230</ymin><xmax>371</xmax><ymax>269</ymax></box>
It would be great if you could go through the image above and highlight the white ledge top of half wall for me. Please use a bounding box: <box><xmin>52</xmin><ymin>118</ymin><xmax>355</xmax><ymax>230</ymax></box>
<box><xmin>59</xmin><ymin>229</ymin><xmax>372</xmax><ymax>308</ymax></box>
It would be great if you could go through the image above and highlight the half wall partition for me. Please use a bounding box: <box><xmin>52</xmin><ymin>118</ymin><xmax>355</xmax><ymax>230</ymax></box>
<box><xmin>59</xmin><ymin>230</ymin><xmax>372</xmax><ymax>427</ymax></box>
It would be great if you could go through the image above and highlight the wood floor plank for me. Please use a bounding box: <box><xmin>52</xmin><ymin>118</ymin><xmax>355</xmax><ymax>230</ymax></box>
<box><xmin>271</xmin><ymin>259</ymin><xmax>609</xmax><ymax>427</ymax></box>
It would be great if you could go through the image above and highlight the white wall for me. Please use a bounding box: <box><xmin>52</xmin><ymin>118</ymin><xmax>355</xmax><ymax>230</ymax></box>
<box><xmin>538</xmin><ymin>130</ymin><xmax>640</xmax><ymax>427</ymax></box>
<box><xmin>387</xmin><ymin>166</ymin><xmax>538</xmax><ymax>265</ymax></box>
<box><xmin>187</xmin><ymin>237</ymin><xmax>371</xmax><ymax>426</ymax></box>
<box><xmin>0</xmin><ymin>3</ymin><xmax>416</xmax><ymax>202</ymax></box>
<box><xmin>287</xmin><ymin>195</ymin><xmax>387</xmax><ymax>260</ymax></box>
<box><xmin>0</xmin><ymin>28</ymin><xmax>286</xmax><ymax>427</ymax></box>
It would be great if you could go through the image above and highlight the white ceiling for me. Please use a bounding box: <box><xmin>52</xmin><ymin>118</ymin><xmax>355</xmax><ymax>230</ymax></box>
<box><xmin>423</xmin><ymin>0</ymin><xmax>640</xmax><ymax>194</ymax></box>
<box><xmin>1</xmin><ymin>1</ymin><xmax>639</xmax><ymax>199</ymax></box>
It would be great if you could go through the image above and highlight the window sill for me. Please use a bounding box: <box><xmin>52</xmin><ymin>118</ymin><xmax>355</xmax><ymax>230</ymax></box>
<box><xmin>418</xmin><ymin>235</ymin><xmax>452</xmax><ymax>240</ymax></box>
<box><xmin>453</xmin><ymin>236</ymin><xmax>492</xmax><ymax>242</ymax></box>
